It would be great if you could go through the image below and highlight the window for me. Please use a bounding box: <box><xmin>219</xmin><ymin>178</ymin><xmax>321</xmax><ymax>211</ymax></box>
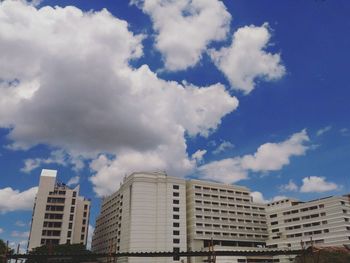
<box><xmin>71</xmin><ymin>199</ymin><xmax>76</xmax><ymax>205</ymax></box>
<box><xmin>173</xmin><ymin>185</ymin><xmax>179</xmax><ymax>190</ymax></box>
<box><xmin>271</xmin><ymin>221</ymin><xmax>278</xmax><ymax>225</ymax></box>
<box><xmin>73</xmin><ymin>191</ymin><xmax>77</xmax><ymax>197</ymax></box>
<box><xmin>173</xmin><ymin>222</ymin><xmax>180</xmax><ymax>227</ymax></box>
<box><xmin>173</xmin><ymin>200</ymin><xmax>179</xmax><ymax>204</ymax></box>
<box><xmin>70</xmin><ymin>207</ymin><xmax>75</xmax><ymax>213</ymax></box>
<box><xmin>68</xmin><ymin>231</ymin><xmax>71</xmax><ymax>238</ymax></box>
<box><xmin>69</xmin><ymin>223</ymin><xmax>73</xmax><ymax>229</ymax></box>
<box><xmin>173</xmin><ymin>192</ymin><xmax>179</xmax><ymax>197</ymax></box>
<box><xmin>173</xmin><ymin>238</ymin><xmax>180</xmax><ymax>244</ymax></box>
<box><xmin>81</xmin><ymin>234</ymin><xmax>85</xmax><ymax>240</ymax></box>
<box><xmin>82</xmin><ymin>219</ymin><xmax>86</xmax><ymax>225</ymax></box>
<box><xmin>83</xmin><ymin>212</ymin><xmax>87</xmax><ymax>217</ymax></box>
<box><xmin>173</xmin><ymin>215</ymin><xmax>179</xmax><ymax>219</ymax></box>
<box><xmin>84</xmin><ymin>204</ymin><xmax>88</xmax><ymax>210</ymax></box>
<box><xmin>173</xmin><ymin>230</ymin><xmax>180</xmax><ymax>235</ymax></box>
<box><xmin>173</xmin><ymin>207</ymin><xmax>179</xmax><ymax>212</ymax></box>
<box><xmin>70</xmin><ymin>214</ymin><xmax>74</xmax><ymax>221</ymax></box>
<box><xmin>173</xmin><ymin>247</ymin><xmax>180</xmax><ymax>261</ymax></box>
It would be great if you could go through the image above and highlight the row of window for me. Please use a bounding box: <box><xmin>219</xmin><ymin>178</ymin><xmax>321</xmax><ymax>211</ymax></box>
<box><xmin>42</xmin><ymin>230</ymin><xmax>60</xmax><ymax>237</ymax></box>
<box><xmin>194</xmin><ymin>193</ymin><xmax>252</xmax><ymax>203</ymax></box>
<box><xmin>195</xmin><ymin>231</ymin><xmax>268</xmax><ymax>239</ymax></box>
<box><xmin>195</xmin><ymin>206</ymin><xmax>265</xmax><ymax>217</ymax></box>
<box><xmin>286</xmin><ymin>229</ymin><xmax>329</xmax><ymax>238</ymax></box>
<box><xmin>193</xmin><ymin>185</ymin><xmax>250</xmax><ymax>196</ymax></box>
<box><xmin>196</xmin><ymin>223</ymin><xmax>267</xmax><ymax>232</ymax></box>
<box><xmin>195</xmin><ymin>215</ymin><xmax>267</xmax><ymax>225</ymax></box>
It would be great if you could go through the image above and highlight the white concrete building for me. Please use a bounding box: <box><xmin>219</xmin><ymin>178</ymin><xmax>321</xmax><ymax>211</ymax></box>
<box><xmin>92</xmin><ymin>172</ymin><xmax>187</xmax><ymax>263</ymax></box>
<box><xmin>186</xmin><ymin>179</ymin><xmax>271</xmax><ymax>263</ymax></box>
<box><xmin>28</xmin><ymin>169</ymin><xmax>91</xmax><ymax>250</ymax></box>
<box><xmin>266</xmin><ymin>195</ymin><xmax>350</xmax><ymax>262</ymax></box>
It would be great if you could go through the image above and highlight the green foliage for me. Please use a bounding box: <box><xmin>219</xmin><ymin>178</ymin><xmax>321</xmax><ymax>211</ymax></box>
<box><xmin>26</xmin><ymin>243</ymin><xmax>93</xmax><ymax>263</ymax></box>
<box><xmin>0</xmin><ymin>239</ymin><xmax>14</xmax><ymax>256</ymax></box>
<box><xmin>294</xmin><ymin>250</ymin><xmax>350</xmax><ymax>263</ymax></box>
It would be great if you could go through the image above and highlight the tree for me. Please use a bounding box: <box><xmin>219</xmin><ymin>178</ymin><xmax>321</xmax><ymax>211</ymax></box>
<box><xmin>26</xmin><ymin>243</ymin><xmax>97</xmax><ymax>263</ymax></box>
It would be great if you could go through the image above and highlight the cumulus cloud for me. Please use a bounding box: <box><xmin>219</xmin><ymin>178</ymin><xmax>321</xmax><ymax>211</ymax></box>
<box><xmin>212</xmin><ymin>140</ymin><xmax>234</xmax><ymax>154</ymax></box>
<box><xmin>21</xmin><ymin>150</ymin><xmax>83</xmax><ymax>173</ymax></box>
<box><xmin>279</xmin><ymin>180</ymin><xmax>298</xmax><ymax>192</ymax></box>
<box><xmin>0</xmin><ymin>1</ymin><xmax>238</xmax><ymax>196</ymax></box>
<box><xmin>210</xmin><ymin>23</ymin><xmax>285</xmax><ymax>94</ymax></box>
<box><xmin>300</xmin><ymin>176</ymin><xmax>338</xmax><ymax>193</ymax></box>
<box><xmin>316</xmin><ymin>125</ymin><xmax>332</xmax><ymax>136</ymax></box>
<box><xmin>67</xmin><ymin>176</ymin><xmax>80</xmax><ymax>186</ymax></box>
<box><xmin>133</xmin><ymin>0</ymin><xmax>231</xmax><ymax>70</ymax></box>
<box><xmin>199</xmin><ymin>130</ymin><xmax>309</xmax><ymax>184</ymax></box>
<box><xmin>0</xmin><ymin>186</ymin><xmax>38</xmax><ymax>213</ymax></box>
<box><xmin>191</xmin><ymin>149</ymin><xmax>207</xmax><ymax>163</ymax></box>
<box><xmin>250</xmin><ymin>191</ymin><xmax>287</xmax><ymax>204</ymax></box>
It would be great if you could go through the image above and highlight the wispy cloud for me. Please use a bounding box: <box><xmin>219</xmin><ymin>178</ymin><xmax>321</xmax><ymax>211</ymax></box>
<box><xmin>213</xmin><ymin>141</ymin><xmax>234</xmax><ymax>155</ymax></box>
<box><xmin>316</xmin><ymin>125</ymin><xmax>332</xmax><ymax>136</ymax></box>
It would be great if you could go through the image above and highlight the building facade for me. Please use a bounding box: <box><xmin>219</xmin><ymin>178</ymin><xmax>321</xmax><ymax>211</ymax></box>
<box><xmin>92</xmin><ymin>171</ymin><xmax>350</xmax><ymax>263</ymax></box>
<box><xmin>28</xmin><ymin>169</ymin><xmax>91</xmax><ymax>251</ymax></box>
<box><xmin>92</xmin><ymin>172</ymin><xmax>187</xmax><ymax>263</ymax></box>
<box><xmin>186</xmin><ymin>179</ymin><xmax>270</xmax><ymax>263</ymax></box>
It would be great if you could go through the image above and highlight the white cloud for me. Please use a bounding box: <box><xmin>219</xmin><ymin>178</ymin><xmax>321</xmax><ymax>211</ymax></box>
<box><xmin>0</xmin><ymin>186</ymin><xmax>38</xmax><ymax>213</ymax></box>
<box><xmin>87</xmin><ymin>225</ymin><xmax>95</xmax><ymax>250</ymax></box>
<box><xmin>340</xmin><ymin>128</ymin><xmax>350</xmax><ymax>136</ymax></box>
<box><xmin>316</xmin><ymin>125</ymin><xmax>332</xmax><ymax>136</ymax></box>
<box><xmin>198</xmin><ymin>157</ymin><xmax>248</xmax><ymax>184</ymax></box>
<box><xmin>67</xmin><ymin>176</ymin><xmax>80</xmax><ymax>186</ymax></box>
<box><xmin>20</xmin><ymin>150</ymin><xmax>81</xmax><ymax>173</ymax></box>
<box><xmin>279</xmin><ymin>180</ymin><xmax>298</xmax><ymax>192</ymax></box>
<box><xmin>300</xmin><ymin>176</ymin><xmax>338</xmax><ymax>193</ymax></box>
<box><xmin>191</xmin><ymin>149</ymin><xmax>207</xmax><ymax>163</ymax></box>
<box><xmin>250</xmin><ymin>191</ymin><xmax>287</xmax><ymax>204</ymax></box>
<box><xmin>0</xmin><ymin>1</ymin><xmax>238</xmax><ymax>196</ymax></box>
<box><xmin>11</xmin><ymin>231</ymin><xmax>30</xmax><ymax>238</ymax></box>
<box><xmin>15</xmin><ymin>221</ymin><xmax>27</xmax><ymax>227</ymax></box>
<box><xmin>133</xmin><ymin>0</ymin><xmax>231</xmax><ymax>70</ymax></box>
<box><xmin>241</xmin><ymin>130</ymin><xmax>309</xmax><ymax>172</ymax></box>
<box><xmin>212</xmin><ymin>140</ymin><xmax>234</xmax><ymax>154</ymax></box>
<box><xmin>199</xmin><ymin>130</ymin><xmax>309</xmax><ymax>184</ymax></box>
<box><xmin>0</xmin><ymin>228</ymin><xmax>3</xmax><ymax>234</ymax></box>
<box><xmin>210</xmin><ymin>23</ymin><xmax>285</xmax><ymax>94</ymax></box>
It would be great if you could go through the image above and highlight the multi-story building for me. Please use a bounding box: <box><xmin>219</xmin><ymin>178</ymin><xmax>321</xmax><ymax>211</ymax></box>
<box><xmin>28</xmin><ymin>169</ymin><xmax>91</xmax><ymax>250</ymax></box>
<box><xmin>186</xmin><ymin>179</ymin><xmax>270</xmax><ymax>263</ymax></box>
<box><xmin>92</xmin><ymin>170</ymin><xmax>350</xmax><ymax>263</ymax></box>
<box><xmin>91</xmin><ymin>171</ymin><xmax>187</xmax><ymax>263</ymax></box>
<box><xmin>266</xmin><ymin>195</ymin><xmax>350</xmax><ymax>262</ymax></box>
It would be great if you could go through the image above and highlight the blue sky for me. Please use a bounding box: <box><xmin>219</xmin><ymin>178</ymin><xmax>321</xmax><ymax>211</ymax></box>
<box><xmin>0</xmin><ymin>0</ymin><xmax>349</xmax><ymax>249</ymax></box>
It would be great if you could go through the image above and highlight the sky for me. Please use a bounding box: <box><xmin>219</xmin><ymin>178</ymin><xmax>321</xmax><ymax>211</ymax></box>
<box><xmin>0</xmin><ymin>0</ymin><xmax>349</xmax><ymax>250</ymax></box>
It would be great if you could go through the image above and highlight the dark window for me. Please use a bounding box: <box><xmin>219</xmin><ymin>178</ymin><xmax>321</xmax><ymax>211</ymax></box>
<box><xmin>173</xmin><ymin>238</ymin><xmax>180</xmax><ymax>244</ymax></box>
<box><xmin>81</xmin><ymin>235</ymin><xmax>85</xmax><ymax>240</ymax></box>
<box><xmin>173</xmin><ymin>247</ymin><xmax>180</xmax><ymax>261</ymax></box>
<box><xmin>173</xmin><ymin>207</ymin><xmax>180</xmax><ymax>212</ymax></box>
<box><xmin>70</xmin><ymin>207</ymin><xmax>75</xmax><ymax>213</ymax></box>
<box><xmin>173</xmin><ymin>185</ymin><xmax>179</xmax><ymax>190</ymax></box>
<box><xmin>173</xmin><ymin>230</ymin><xmax>180</xmax><ymax>235</ymax></box>
<box><xmin>70</xmin><ymin>214</ymin><xmax>74</xmax><ymax>221</ymax></box>
<box><xmin>68</xmin><ymin>231</ymin><xmax>71</xmax><ymax>238</ymax></box>
<box><xmin>84</xmin><ymin>204</ymin><xmax>88</xmax><ymax>210</ymax></box>
<box><xmin>173</xmin><ymin>200</ymin><xmax>179</xmax><ymax>204</ymax></box>
<box><xmin>69</xmin><ymin>223</ymin><xmax>73</xmax><ymax>229</ymax></box>
<box><xmin>73</xmin><ymin>192</ymin><xmax>77</xmax><ymax>197</ymax></box>
<box><xmin>71</xmin><ymin>199</ymin><xmax>76</xmax><ymax>205</ymax></box>
<box><xmin>82</xmin><ymin>219</ymin><xmax>86</xmax><ymax>225</ymax></box>
<box><xmin>173</xmin><ymin>192</ymin><xmax>179</xmax><ymax>197</ymax></box>
<box><xmin>173</xmin><ymin>222</ymin><xmax>180</xmax><ymax>227</ymax></box>
<box><xmin>173</xmin><ymin>215</ymin><xmax>179</xmax><ymax>219</ymax></box>
<box><xmin>83</xmin><ymin>212</ymin><xmax>87</xmax><ymax>217</ymax></box>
